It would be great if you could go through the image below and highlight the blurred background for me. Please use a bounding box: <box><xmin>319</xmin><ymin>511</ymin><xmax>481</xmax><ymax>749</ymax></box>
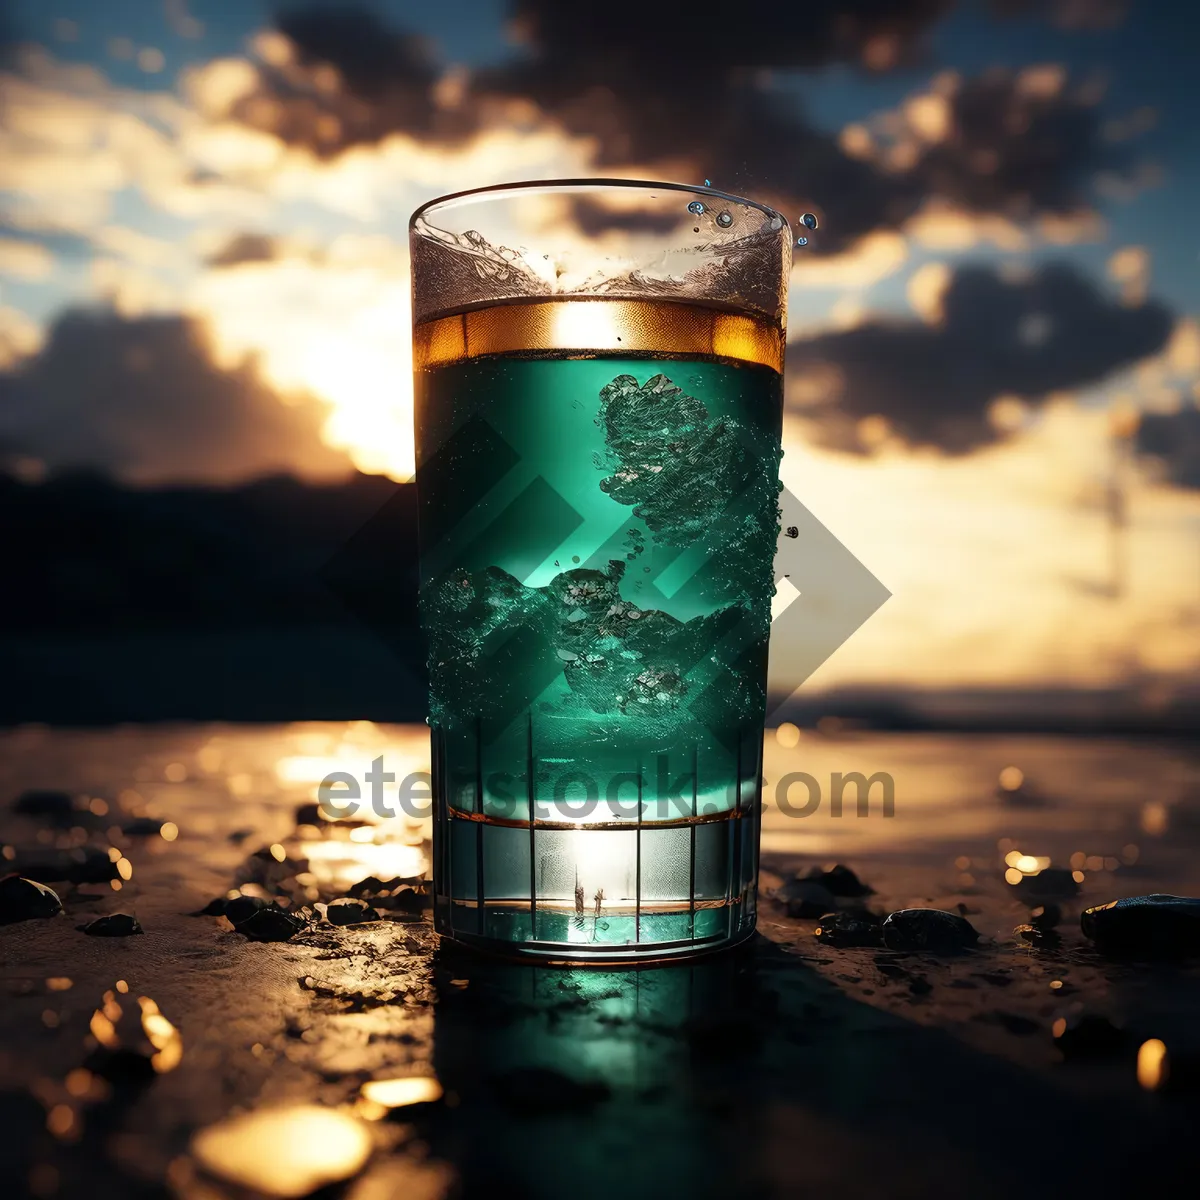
<box><xmin>1</xmin><ymin>0</ymin><xmax>1198</xmax><ymax>729</ymax></box>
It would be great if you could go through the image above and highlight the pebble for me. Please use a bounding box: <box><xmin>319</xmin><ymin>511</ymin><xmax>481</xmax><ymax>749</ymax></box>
<box><xmin>78</xmin><ymin>913</ymin><xmax>143</xmax><ymax>937</ymax></box>
<box><xmin>324</xmin><ymin>898</ymin><xmax>379</xmax><ymax>925</ymax></box>
<box><xmin>1030</xmin><ymin>903</ymin><xmax>1062</xmax><ymax>929</ymax></box>
<box><xmin>813</xmin><ymin>909</ymin><xmax>884</xmax><ymax>948</ymax></box>
<box><xmin>1080</xmin><ymin>894</ymin><xmax>1200</xmax><ymax>958</ymax></box>
<box><xmin>122</xmin><ymin>817</ymin><xmax>165</xmax><ymax>836</ymax></box>
<box><xmin>234</xmin><ymin>907</ymin><xmax>306</xmax><ymax>942</ymax></box>
<box><xmin>12</xmin><ymin>789</ymin><xmax>74</xmax><ymax>821</ymax></box>
<box><xmin>1015</xmin><ymin>923</ymin><xmax>1061</xmax><ymax>949</ymax></box>
<box><xmin>17</xmin><ymin>846</ymin><xmax>119</xmax><ymax>885</ymax></box>
<box><xmin>802</xmin><ymin>864</ymin><xmax>874</xmax><ymax>897</ymax></box>
<box><xmin>0</xmin><ymin>875</ymin><xmax>64</xmax><ymax>924</ymax></box>
<box><xmin>224</xmin><ymin>895</ymin><xmax>270</xmax><ymax>926</ymax></box>
<box><xmin>781</xmin><ymin>880</ymin><xmax>837</xmax><ymax>918</ymax></box>
<box><xmin>881</xmin><ymin>908</ymin><xmax>979</xmax><ymax>954</ymax></box>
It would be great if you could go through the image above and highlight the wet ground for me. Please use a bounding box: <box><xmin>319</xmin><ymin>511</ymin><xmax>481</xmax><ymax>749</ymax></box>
<box><xmin>3</xmin><ymin>722</ymin><xmax>1200</xmax><ymax>1200</ymax></box>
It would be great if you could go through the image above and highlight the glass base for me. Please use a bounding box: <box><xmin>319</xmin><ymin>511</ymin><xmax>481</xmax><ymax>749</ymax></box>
<box><xmin>435</xmin><ymin>899</ymin><xmax>758</xmax><ymax>965</ymax></box>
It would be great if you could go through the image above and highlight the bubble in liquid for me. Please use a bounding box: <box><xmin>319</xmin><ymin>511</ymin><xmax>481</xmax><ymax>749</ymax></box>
<box><xmin>571</xmin><ymin>555</ymin><xmax>580</xmax><ymax>563</ymax></box>
<box><xmin>801</xmin><ymin>212</ymin><xmax>818</xmax><ymax>230</ymax></box>
<box><xmin>796</xmin><ymin>236</ymin><xmax>808</xmax><ymax>247</ymax></box>
<box><xmin>687</xmin><ymin>200</ymin><xmax>705</xmax><ymax>215</ymax></box>
<box><xmin>716</xmin><ymin>210</ymin><xmax>733</xmax><ymax>228</ymax></box>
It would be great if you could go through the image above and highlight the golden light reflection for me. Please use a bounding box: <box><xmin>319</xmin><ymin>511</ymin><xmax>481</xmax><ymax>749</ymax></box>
<box><xmin>89</xmin><ymin>1009</ymin><xmax>119</xmax><ymax>1048</ymax></box>
<box><xmin>1141</xmin><ymin>801</ymin><xmax>1169</xmax><ymax>836</ymax></box>
<box><xmin>1003</xmin><ymin>850</ymin><xmax>1050</xmax><ymax>876</ymax></box>
<box><xmin>1137</xmin><ymin>1038</ymin><xmax>1168</xmax><ymax>1091</ymax></box>
<box><xmin>774</xmin><ymin>722</ymin><xmax>801</xmax><ymax>749</ymax></box>
<box><xmin>190</xmin><ymin>1105</ymin><xmax>373</xmax><ymax>1199</ymax></box>
<box><xmin>998</xmin><ymin>766</ymin><xmax>1025</xmax><ymax>791</ymax></box>
<box><xmin>139</xmin><ymin>997</ymin><xmax>183</xmax><ymax>1073</ymax></box>
<box><xmin>357</xmin><ymin>1075</ymin><xmax>443</xmax><ymax>1120</ymax></box>
<box><xmin>302</xmin><ymin>838</ymin><xmax>426</xmax><ymax>891</ymax></box>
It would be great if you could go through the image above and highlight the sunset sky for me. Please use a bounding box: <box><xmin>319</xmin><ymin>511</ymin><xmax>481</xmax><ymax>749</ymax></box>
<box><xmin>1</xmin><ymin>0</ymin><xmax>1198</xmax><ymax>696</ymax></box>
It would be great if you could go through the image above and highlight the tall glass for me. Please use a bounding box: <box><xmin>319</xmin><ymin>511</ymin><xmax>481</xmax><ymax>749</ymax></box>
<box><xmin>411</xmin><ymin>179</ymin><xmax>790</xmax><ymax>961</ymax></box>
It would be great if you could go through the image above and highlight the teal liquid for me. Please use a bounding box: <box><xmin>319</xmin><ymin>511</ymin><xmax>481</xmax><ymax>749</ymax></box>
<box><xmin>415</xmin><ymin>350</ymin><xmax>782</xmax><ymax>958</ymax></box>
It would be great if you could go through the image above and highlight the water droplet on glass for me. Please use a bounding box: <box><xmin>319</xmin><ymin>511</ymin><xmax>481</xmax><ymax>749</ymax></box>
<box><xmin>796</xmin><ymin>236</ymin><xmax>808</xmax><ymax>247</ymax></box>
<box><xmin>801</xmin><ymin>212</ymin><xmax>818</xmax><ymax>230</ymax></box>
<box><xmin>687</xmin><ymin>200</ymin><xmax>705</xmax><ymax>216</ymax></box>
<box><xmin>716</xmin><ymin>210</ymin><xmax>733</xmax><ymax>228</ymax></box>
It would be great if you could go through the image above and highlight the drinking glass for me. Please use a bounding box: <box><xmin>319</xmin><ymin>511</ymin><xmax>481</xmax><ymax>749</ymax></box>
<box><xmin>411</xmin><ymin>179</ymin><xmax>790</xmax><ymax>961</ymax></box>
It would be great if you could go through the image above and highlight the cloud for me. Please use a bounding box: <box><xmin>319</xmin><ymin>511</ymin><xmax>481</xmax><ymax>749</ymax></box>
<box><xmin>0</xmin><ymin>308</ymin><xmax>349</xmax><ymax>484</ymax></box>
<box><xmin>186</xmin><ymin>247</ymin><xmax>417</xmax><ymax>478</ymax></box>
<box><xmin>1137</xmin><ymin>408</ymin><xmax>1200</xmax><ymax>489</ymax></box>
<box><xmin>195</xmin><ymin>5</ymin><xmax>1134</xmax><ymax>257</ymax></box>
<box><xmin>205</xmin><ymin>232</ymin><xmax>281</xmax><ymax>267</ymax></box>
<box><xmin>0</xmin><ymin>235</ymin><xmax>54</xmax><ymax>279</ymax></box>
<box><xmin>0</xmin><ymin>305</ymin><xmax>43</xmax><ymax>368</ymax></box>
<box><xmin>780</xmin><ymin>398</ymin><xmax>1200</xmax><ymax>693</ymax></box>
<box><xmin>788</xmin><ymin>261</ymin><xmax>1174</xmax><ymax>453</ymax></box>
<box><xmin>195</xmin><ymin>8</ymin><xmax>479</xmax><ymax>159</ymax></box>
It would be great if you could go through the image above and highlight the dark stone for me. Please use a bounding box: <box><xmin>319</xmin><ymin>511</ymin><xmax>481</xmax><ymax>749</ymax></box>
<box><xmin>192</xmin><ymin>895</ymin><xmax>233</xmax><ymax>916</ymax></box>
<box><xmin>325</xmin><ymin>898</ymin><xmax>379</xmax><ymax>925</ymax></box>
<box><xmin>223</xmin><ymin>895</ymin><xmax>270</xmax><ymax>925</ymax></box>
<box><xmin>0</xmin><ymin>874</ymin><xmax>64</xmax><ymax>923</ymax></box>
<box><xmin>1015</xmin><ymin>923</ymin><xmax>1062</xmax><ymax>949</ymax></box>
<box><xmin>1053</xmin><ymin>1012</ymin><xmax>1128</xmax><ymax>1060</ymax></box>
<box><xmin>294</xmin><ymin>802</ymin><xmax>324</xmax><ymax>827</ymax></box>
<box><xmin>381</xmin><ymin>885</ymin><xmax>428</xmax><ymax>913</ymax></box>
<box><xmin>802</xmin><ymin>863</ymin><xmax>875</xmax><ymax>897</ymax></box>
<box><xmin>17</xmin><ymin>845</ymin><xmax>119</xmax><ymax>885</ymax></box>
<box><xmin>780</xmin><ymin>880</ymin><xmax>837</xmax><ymax>918</ymax></box>
<box><xmin>1080</xmin><ymin>894</ymin><xmax>1200</xmax><ymax>959</ymax></box>
<box><xmin>490</xmin><ymin>1067</ymin><xmax>610</xmax><ymax>1115</ymax></box>
<box><xmin>78</xmin><ymin>913</ymin><xmax>143</xmax><ymax>936</ymax></box>
<box><xmin>1015</xmin><ymin>868</ymin><xmax>1079</xmax><ymax>900</ymax></box>
<box><xmin>1030</xmin><ymin>903</ymin><xmax>1062</xmax><ymax>929</ymax></box>
<box><xmin>908</xmin><ymin>976</ymin><xmax>933</xmax><ymax>996</ymax></box>
<box><xmin>234</xmin><ymin>906</ymin><xmax>306</xmax><ymax>942</ymax></box>
<box><xmin>881</xmin><ymin>908</ymin><xmax>979</xmax><ymax>954</ymax></box>
<box><xmin>239</xmin><ymin>847</ymin><xmax>308</xmax><ymax>888</ymax></box>
<box><xmin>12</xmin><ymin>789</ymin><xmax>75</xmax><ymax>821</ymax></box>
<box><xmin>813</xmin><ymin>909</ymin><xmax>884</xmax><ymax>948</ymax></box>
<box><xmin>348</xmin><ymin>875</ymin><xmax>386</xmax><ymax>897</ymax></box>
<box><xmin>122</xmin><ymin>816</ymin><xmax>164</xmax><ymax>836</ymax></box>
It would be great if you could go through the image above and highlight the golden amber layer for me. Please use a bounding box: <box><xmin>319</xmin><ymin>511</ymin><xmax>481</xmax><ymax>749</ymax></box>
<box><xmin>414</xmin><ymin>298</ymin><xmax>783</xmax><ymax>373</ymax></box>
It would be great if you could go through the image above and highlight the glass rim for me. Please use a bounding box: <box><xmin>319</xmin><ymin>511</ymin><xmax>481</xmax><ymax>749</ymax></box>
<box><xmin>409</xmin><ymin>177</ymin><xmax>789</xmax><ymax>230</ymax></box>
